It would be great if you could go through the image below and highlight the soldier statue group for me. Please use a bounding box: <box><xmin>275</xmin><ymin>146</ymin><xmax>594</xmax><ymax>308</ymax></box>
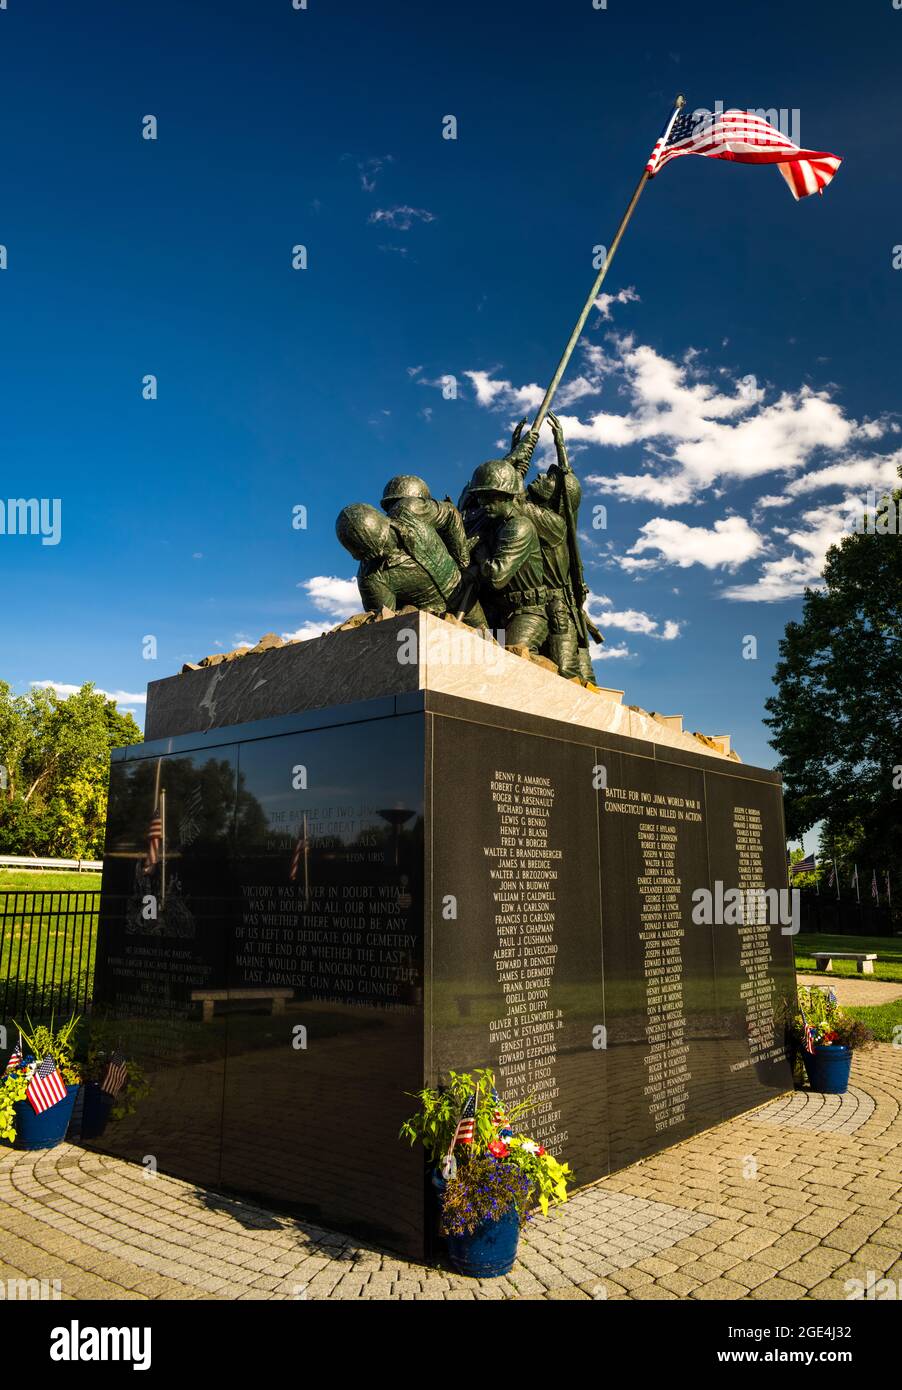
<box><xmin>335</xmin><ymin>415</ymin><xmax>602</xmax><ymax>682</ymax></box>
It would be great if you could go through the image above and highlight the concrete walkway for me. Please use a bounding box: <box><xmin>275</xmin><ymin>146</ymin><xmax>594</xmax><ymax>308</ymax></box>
<box><xmin>797</xmin><ymin>974</ymin><xmax>902</xmax><ymax>1006</ymax></box>
<box><xmin>1</xmin><ymin>1044</ymin><xmax>899</xmax><ymax>1301</ymax></box>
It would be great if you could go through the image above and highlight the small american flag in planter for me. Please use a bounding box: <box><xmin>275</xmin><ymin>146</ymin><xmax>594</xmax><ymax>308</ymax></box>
<box><xmin>26</xmin><ymin>1058</ymin><xmax>67</xmax><ymax>1114</ymax></box>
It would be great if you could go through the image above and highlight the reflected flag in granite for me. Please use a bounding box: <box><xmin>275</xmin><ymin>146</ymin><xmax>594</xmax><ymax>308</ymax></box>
<box><xmin>100</xmin><ymin>1051</ymin><xmax>129</xmax><ymax>1099</ymax></box>
<box><xmin>143</xmin><ymin>805</ymin><xmax>163</xmax><ymax>873</ymax></box>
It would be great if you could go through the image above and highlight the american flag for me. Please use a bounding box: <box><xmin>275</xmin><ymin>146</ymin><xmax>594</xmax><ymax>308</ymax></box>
<box><xmin>4</xmin><ymin>1036</ymin><xmax>23</xmax><ymax>1072</ymax></box>
<box><xmin>871</xmin><ymin>870</ymin><xmax>879</xmax><ymax>903</ymax></box>
<box><xmin>99</xmin><ymin>1050</ymin><xmax>128</xmax><ymax>1099</ymax></box>
<box><xmin>143</xmin><ymin>805</ymin><xmax>163</xmax><ymax>873</ymax></box>
<box><xmin>790</xmin><ymin>853</ymin><xmax>817</xmax><ymax>877</ymax></box>
<box><xmin>288</xmin><ymin>831</ymin><xmax>305</xmax><ymax>883</ymax></box>
<box><xmin>452</xmin><ymin>1092</ymin><xmax>477</xmax><ymax>1147</ymax></box>
<box><xmin>26</xmin><ymin>1057</ymin><xmax>68</xmax><ymax>1114</ymax></box>
<box><xmin>490</xmin><ymin>1085</ymin><xmax>512</xmax><ymax>1137</ymax></box>
<box><xmin>646</xmin><ymin>106</ymin><xmax>841</xmax><ymax>201</ymax></box>
<box><xmin>799</xmin><ymin>1005</ymin><xmax>817</xmax><ymax>1055</ymax></box>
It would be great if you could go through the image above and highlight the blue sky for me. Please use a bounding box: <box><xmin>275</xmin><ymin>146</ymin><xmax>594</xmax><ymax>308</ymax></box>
<box><xmin>1</xmin><ymin>0</ymin><xmax>900</xmax><ymax>775</ymax></box>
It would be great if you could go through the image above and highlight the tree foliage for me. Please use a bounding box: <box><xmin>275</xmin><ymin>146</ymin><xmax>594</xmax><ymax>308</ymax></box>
<box><xmin>765</xmin><ymin>470</ymin><xmax>902</xmax><ymax>873</ymax></box>
<box><xmin>0</xmin><ymin>683</ymin><xmax>142</xmax><ymax>858</ymax></box>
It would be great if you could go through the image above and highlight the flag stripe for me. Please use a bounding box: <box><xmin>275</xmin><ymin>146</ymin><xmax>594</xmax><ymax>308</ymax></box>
<box><xmin>646</xmin><ymin>106</ymin><xmax>841</xmax><ymax>201</ymax></box>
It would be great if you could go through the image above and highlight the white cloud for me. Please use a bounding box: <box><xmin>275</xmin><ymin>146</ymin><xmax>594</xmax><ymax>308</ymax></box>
<box><xmin>299</xmin><ymin>575</ymin><xmax>360</xmax><ymax>618</ymax></box>
<box><xmin>620</xmin><ymin>516</ymin><xmax>764</xmax><ymax>572</ymax></box>
<box><xmin>594</xmin><ymin>642</ymin><xmax>632</xmax><ymax>660</ymax></box>
<box><xmin>594</xmin><ymin>286</ymin><xmax>640</xmax><ymax>320</ymax></box>
<box><xmin>31</xmin><ymin>681</ymin><xmax>147</xmax><ymax>706</ymax></box>
<box><xmin>464</xmin><ymin>370</ymin><xmax>510</xmax><ymax>408</ymax></box>
<box><xmin>721</xmin><ymin>499</ymin><xmax>856</xmax><ymax>602</ymax></box>
<box><xmin>368</xmin><ymin>206</ymin><xmax>435</xmax><ymax>230</ymax></box>
<box><xmin>586</xmin><ymin>591</ymin><xmax>683</xmax><ymax>639</ymax></box>
<box><xmin>469</xmin><ymin>337</ymin><xmax>897</xmax><ymax>517</ymax></box>
<box><xmin>282</xmin><ymin>621</ymin><xmax>335</xmax><ymax>642</ymax></box>
<box><xmin>456</xmin><ymin>333</ymin><xmax>901</xmax><ymax>608</ymax></box>
<box><xmin>776</xmin><ymin>448</ymin><xmax>902</xmax><ymax>501</ymax></box>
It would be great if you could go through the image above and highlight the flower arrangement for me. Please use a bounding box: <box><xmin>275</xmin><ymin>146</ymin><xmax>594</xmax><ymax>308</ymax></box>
<box><xmin>792</xmin><ymin>985</ymin><xmax>876</xmax><ymax>1053</ymax></box>
<box><xmin>399</xmin><ymin>1067</ymin><xmax>571</xmax><ymax>1238</ymax></box>
<box><xmin>0</xmin><ymin>1015</ymin><xmax>147</xmax><ymax>1145</ymax></box>
<box><xmin>0</xmin><ymin>1014</ymin><xmax>83</xmax><ymax>1145</ymax></box>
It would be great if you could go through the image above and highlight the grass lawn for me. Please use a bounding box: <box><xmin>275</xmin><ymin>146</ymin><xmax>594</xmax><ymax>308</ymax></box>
<box><xmin>843</xmin><ymin>998</ymin><xmax>902</xmax><ymax>1044</ymax></box>
<box><xmin>0</xmin><ymin>875</ymin><xmax>100</xmax><ymax>1021</ymax></box>
<box><xmin>795</xmin><ymin>932</ymin><xmax>902</xmax><ymax>984</ymax></box>
<box><xmin>0</xmin><ymin>870</ymin><xmax>101</xmax><ymax>892</ymax></box>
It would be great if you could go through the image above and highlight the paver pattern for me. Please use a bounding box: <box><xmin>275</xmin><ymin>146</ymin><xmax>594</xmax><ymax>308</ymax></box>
<box><xmin>1</xmin><ymin>1045</ymin><xmax>899</xmax><ymax>1300</ymax></box>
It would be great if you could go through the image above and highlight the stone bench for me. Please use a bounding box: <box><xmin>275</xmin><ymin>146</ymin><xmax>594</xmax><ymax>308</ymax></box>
<box><xmin>191</xmin><ymin>988</ymin><xmax>294</xmax><ymax>1023</ymax></box>
<box><xmin>813</xmin><ymin>952</ymin><xmax>877</xmax><ymax>975</ymax></box>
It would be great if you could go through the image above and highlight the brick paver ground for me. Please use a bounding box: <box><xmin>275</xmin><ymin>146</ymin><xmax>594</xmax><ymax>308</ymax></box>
<box><xmin>1</xmin><ymin>1044</ymin><xmax>899</xmax><ymax>1300</ymax></box>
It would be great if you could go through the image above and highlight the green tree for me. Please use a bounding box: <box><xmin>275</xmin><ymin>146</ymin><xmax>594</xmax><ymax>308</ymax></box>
<box><xmin>0</xmin><ymin>683</ymin><xmax>142</xmax><ymax>858</ymax></box>
<box><xmin>765</xmin><ymin>470</ymin><xmax>902</xmax><ymax>879</ymax></box>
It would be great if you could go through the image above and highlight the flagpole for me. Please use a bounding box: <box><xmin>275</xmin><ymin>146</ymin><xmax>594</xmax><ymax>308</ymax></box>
<box><xmin>528</xmin><ymin>93</ymin><xmax>686</xmax><ymax>436</ymax></box>
<box><xmin>160</xmin><ymin>788</ymin><xmax>167</xmax><ymax>910</ymax></box>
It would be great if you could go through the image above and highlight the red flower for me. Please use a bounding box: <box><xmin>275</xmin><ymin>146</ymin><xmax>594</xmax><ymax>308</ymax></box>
<box><xmin>488</xmin><ymin>1140</ymin><xmax>509</xmax><ymax>1157</ymax></box>
<box><xmin>537</xmin><ymin>1146</ymin><xmax>546</xmax><ymax>1156</ymax></box>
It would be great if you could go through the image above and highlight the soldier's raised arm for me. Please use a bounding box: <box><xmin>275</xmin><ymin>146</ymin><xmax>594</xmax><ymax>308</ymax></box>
<box><xmin>547</xmin><ymin>412</ymin><xmax>572</xmax><ymax>474</ymax></box>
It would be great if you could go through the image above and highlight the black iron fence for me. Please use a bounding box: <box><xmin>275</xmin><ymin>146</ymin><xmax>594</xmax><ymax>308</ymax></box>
<box><xmin>796</xmin><ymin>891</ymin><xmax>898</xmax><ymax>937</ymax></box>
<box><xmin>0</xmin><ymin>890</ymin><xmax>99</xmax><ymax>1023</ymax></box>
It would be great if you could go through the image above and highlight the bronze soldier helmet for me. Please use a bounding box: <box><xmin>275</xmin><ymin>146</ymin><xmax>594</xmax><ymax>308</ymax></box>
<box><xmin>467</xmin><ymin>459</ymin><xmax>521</xmax><ymax>497</ymax></box>
<box><xmin>335</xmin><ymin>503</ymin><xmax>394</xmax><ymax>562</ymax></box>
<box><xmin>381</xmin><ymin>475</ymin><xmax>432</xmax><ymax>508</ymax></box>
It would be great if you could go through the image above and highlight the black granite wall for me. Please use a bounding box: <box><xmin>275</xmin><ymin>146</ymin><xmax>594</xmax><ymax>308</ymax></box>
<box><xmin>92</xmin><ymin>691</ymin><xmax>795</xmax><ymax>1256</ymax></box>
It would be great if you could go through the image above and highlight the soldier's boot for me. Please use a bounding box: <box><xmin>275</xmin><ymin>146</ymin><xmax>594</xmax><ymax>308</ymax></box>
<box><xmin>503</xmin><ymin>609</ymin><xmax>549</xmax><ymax>654</ymax></box>
<box><xmin>545</xmin><ymin>600</ymin><xmax>581</xmax><ymax>679</ymax></box>
<box><xmin>577</xmin><ymin>645</ymin><xmax>596</xmax><ymax>684</ymax></box>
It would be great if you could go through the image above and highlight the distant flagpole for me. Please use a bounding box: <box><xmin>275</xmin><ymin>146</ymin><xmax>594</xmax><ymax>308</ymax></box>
<box><xmin>528</xmin><ymin>93</ymin><xmax>687</xmax><ymax>436</ymax></box>
<box><xmin>160</xmin><ymin>788</ymin><xmax>167</xmax><ymax>909</ymax></box>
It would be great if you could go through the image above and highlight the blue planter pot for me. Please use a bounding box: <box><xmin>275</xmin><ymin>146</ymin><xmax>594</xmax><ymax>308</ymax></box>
<box><xmin>446</xmin><ymin>1205</ymin><xmax>521</xmax><ymax>1278</ymax></box>
<box><xmin>802</xmin><ymin>1044</ymin><xmax>853</xmax><ymax>1095</ymax></box>
<box><xmin>79</xmin><ymin>1082</ymin><xmax>115</xmax><ymax>1140</ymax></box>
<box><xmin>10</xmin><ymin>1084</ymin><xmax>79</xmax><ymax>1150</ymax></box>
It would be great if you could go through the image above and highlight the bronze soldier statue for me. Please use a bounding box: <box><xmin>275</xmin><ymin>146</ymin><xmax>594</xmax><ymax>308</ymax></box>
<box><xmin>510</xmin><ymin>412</ymin><xmax>601</xmax><ymax>682</ymax></box>
<box><xmin>334</xmin><ymin>418</ymin><xmax>602</xmax><ymax>679</ymax></box>
<box><xmin>380</xmin><ymin>475</ymin><xmax>470</xmax><ymax>571</ymax></box>
<box><xmin>462</xmin><ymin>458</ymin><xmax>549</xmax><ymax>653</ymax></box>
<box><xmin>336</xmin><ymin>502</ymin><xmax>485</xmax><ymax>626</ymax></box>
